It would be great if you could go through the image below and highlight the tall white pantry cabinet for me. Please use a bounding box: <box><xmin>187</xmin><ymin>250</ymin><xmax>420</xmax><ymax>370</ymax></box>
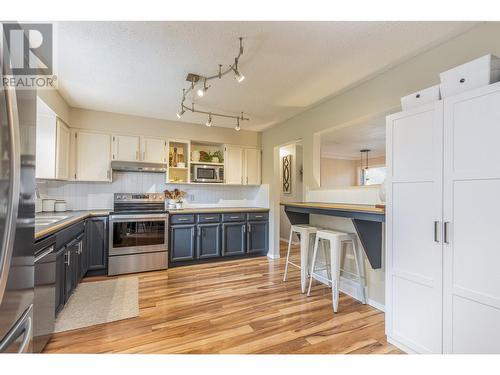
<box><xmin>386</xmin><ymin>82</ymin><xmax>500</xmax><ymax>354</ymax></box>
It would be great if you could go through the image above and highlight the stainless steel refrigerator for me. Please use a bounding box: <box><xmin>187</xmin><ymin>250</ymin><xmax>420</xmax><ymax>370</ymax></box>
<box><xmin>0</xmin><ymin>24</ymin><xmax>36</xmax><ymax>353</ymax></box>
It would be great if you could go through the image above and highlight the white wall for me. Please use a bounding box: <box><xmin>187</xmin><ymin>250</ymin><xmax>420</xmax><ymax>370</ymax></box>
<box><xmin>263</xmin><ymin>22</ymin><xmax>500</xmax><ymax>308</ymax></box>
<box><xmin>37</xmin><ymin>172</ymin><xmax>268</xmax><ymax>210</ymax></box>
<box><xmin>69</xmin><ymin>108</ymin><xmax>260</xmax><ymax>148</ymax></box>
<box><xmin>279</xmin><ymin>143</ymin><xmax>303</xmax><ymax>241</ymax></box>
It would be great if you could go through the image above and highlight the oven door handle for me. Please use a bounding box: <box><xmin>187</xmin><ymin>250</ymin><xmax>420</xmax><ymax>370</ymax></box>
<box><xmin>110</xmin><ymin>214</ymin><xmax>168</xmax><ymax>221</ymax></box>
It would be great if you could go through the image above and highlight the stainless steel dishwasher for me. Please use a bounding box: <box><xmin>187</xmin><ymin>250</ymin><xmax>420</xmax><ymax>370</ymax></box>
<box><xmin>34</xmin><ymin>236</ymin><xmax>56</xmax><ymax>353</ymax></box>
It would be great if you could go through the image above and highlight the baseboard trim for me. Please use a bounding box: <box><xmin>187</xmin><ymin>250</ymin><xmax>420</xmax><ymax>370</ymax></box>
<box><xmin>367</xmin><ymin>298</ymin><xmax>385</xmax><ymax>312</ymax></box>
<box><xmin>387</xmin><ymin>337</ymin><xmax>415</xmax><ymax>354</ymax></box>
<box><xmin>267</xmin><ymin>252</ymin><xmax>280</xmax><ymax>260</ymax></box>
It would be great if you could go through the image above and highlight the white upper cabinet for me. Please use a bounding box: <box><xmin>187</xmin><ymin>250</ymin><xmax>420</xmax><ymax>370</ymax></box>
<box><xmin>141</xmin><ymin>137</ymin><xmax>167</xmax><ymax>163</ymax></box>
<box><xmin>224</xmin><ymin>145</ymin><xmax>244</xmax><ymax>184</ymax></box>
<box><xmin>244</xmin><ymin>148</ymin><xmax>261</xmax><ymax>185</ymax></box>
<box><xmin>35</xmin><ymin>98</ymin><xmax>57</xmax><ymax>179</ymax></box>
<box><xmin>224</xmin><ymin>145</ymin><xmax>261</xmax><ymax>185</ymax></box>
<box><xmin>75</xmin><ymin>131</ymin><xmax>111</xmax><ymax>182</ymax></box>
<box><xmin>112</xmin><ymin>134</ymin><xmax>140</xmax><ymax>162</ymax></box>
<box><xmin>55</xmin><ymin>118</ymin><xmax>70</xmax><ymax>180</ymax></box>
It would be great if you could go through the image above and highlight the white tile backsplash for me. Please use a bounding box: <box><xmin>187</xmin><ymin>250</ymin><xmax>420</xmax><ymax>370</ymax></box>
<box><xmin>37</xmin><ymin>172</ymin><xmax>268</xmax><ymax>210</ymax></box>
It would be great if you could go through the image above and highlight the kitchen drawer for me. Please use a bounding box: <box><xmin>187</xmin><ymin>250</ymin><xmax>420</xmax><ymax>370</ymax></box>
<box><xmin>222</xmin><ymin>213</ymin><xmax>246</xmax><ymax>222</ymax></box>
<box><xmin>170</xmin><ymin>214</ymin><xmax>195</xmax><ymax>225</ymax></box>
<box><xmin>197</xmin><ymin>214</ymin><xmax>221</xmax><ymax>223</ymax></box>
<box><xmin>440</xmin><ymin>54</ymin><xmax>500</xmax><ymax>98</ymax></box>
<box><xmin>247</xmin><ymin>212</ymin><xmax>269</xmax><ymax>221</ymax></box>
<box><xmin>401</xmin><ymin>85</ymin><xmax>441</xmax><ymax>111</ymax></box>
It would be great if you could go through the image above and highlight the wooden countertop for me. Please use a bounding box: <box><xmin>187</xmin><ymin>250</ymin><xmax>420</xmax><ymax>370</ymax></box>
<box><xmin>280</xmin><ymin>202</ymin><xmax>385</xmax><ymax>214</ymax></box>
<box><xmin>35</xmin><ymin>207</ymin><xmax>269</xmax><ymax>240</ymax></box>
<box><xmin>35</xmin><ymin>210</ymin><xmax>110</xmax><ymax>240</ymax></box>
<box><xmin>169</xmin><ymin>207</ymin><xmax>269</xmax><ymax>214</ymax></box>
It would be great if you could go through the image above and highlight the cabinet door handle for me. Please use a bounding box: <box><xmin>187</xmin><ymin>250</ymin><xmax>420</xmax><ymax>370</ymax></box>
<box><xmin>197</xmin><ymin>227</ymin><xmax>201</xmax><ymax>237</ymax></box>
<box><xmin>65</xmin><ymin>251</ymin><xmax>71</xmax><ymax>266</ymax></box>
<box><xmin>248</xmin><ymin>223</ymin><xmax>251</xmax><ymax>233</ymax></box>
<box><xmin>444</xmin><ymin>221</ymin><xmax>450</xmax><ymax>244</ymax></box>
<box><xmin>434</xmin><ymin>221</ymin><xmax>440</xmax><ymax>243</ymax></box>
<box><xmin>142</xmin><ymin>151</ymin><xmax>145</xmax><ymax>161</ymax></box>
<box><xmin>243</xmin><ymin>224</ymin><xmax>246</xmax><ymax>233</ymax></box>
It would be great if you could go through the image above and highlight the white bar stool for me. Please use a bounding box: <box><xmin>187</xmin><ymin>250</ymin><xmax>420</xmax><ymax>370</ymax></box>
<box><xmin>307</xmin><ymin>229</ymin><xmax>366</xmax><ymax>312</ymax></box>
<box><xmin>283</xmin><ymin>224</ymin><xmax>320</xmax><ymax>293</ymax></box>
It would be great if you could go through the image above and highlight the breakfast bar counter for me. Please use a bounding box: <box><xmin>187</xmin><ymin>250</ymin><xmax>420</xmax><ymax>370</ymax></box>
<box><xmin>280</xmin><ymin>202</ymin><xmax>385</xmax><ymax>269</ymax></box>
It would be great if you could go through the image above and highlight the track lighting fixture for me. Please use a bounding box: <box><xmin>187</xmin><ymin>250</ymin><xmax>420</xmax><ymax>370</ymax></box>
<box><xmin>176</xmin><ymin>109</ymin><xmax>185</xmax><ymax>118</ymax></box>
<box><xmin>234</xmin><ymin>69</ymin><xmax>245</xmax><ymax>83</ymax></box>
<box><xmin>197</xmin><ymin>79</ymin><xmax>209</xmax><ymax>97</ymax></box>
<box><xmin>205</xmin><ymin>113</ymin><xmax>212</xmax><ymax>127</ymax></box>
<box><xmin>176</xmin><ymin>37</ymin><xmax>250</xmax><ymax>130</ymax></box>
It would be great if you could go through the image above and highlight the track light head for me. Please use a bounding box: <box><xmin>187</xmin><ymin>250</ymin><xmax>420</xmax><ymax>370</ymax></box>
<box><xmin>205</xmin><ymin>114</ymin><xmax>212</xmax><ymax>127</ymax></box>
<box><xmin>235</xmin><ymin>118</ymin><xmax>241</xmax><ymax>131</ymax></box>
<box><xmin>176</xmin><ymin>109</ymin><xmax>185</xmax><ymax>118</ymax></box>
<box><xmin>234</xmin><ymin>68</ymin><xmax>245</xmax><ymax>83</ymax></box>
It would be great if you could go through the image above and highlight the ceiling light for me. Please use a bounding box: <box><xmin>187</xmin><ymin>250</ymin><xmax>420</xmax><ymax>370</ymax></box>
<box><xmin>234</xmin><ymin>69</ymin><xmax>245</xmax><ymax>83</ymax></box>
<box><xmin>235</xmin><ymin>118</ymin><xmax>241</xmax><ymax>131</ymax></box>
<box><xmin>205</xmin><ymin>114</ymin><xmax>212</xmax><ymax>127</ymax></box>
<box><xmin>196</xmin><ymin>88</ymin><xmax>204</xmax><ymax>97</ymax></box>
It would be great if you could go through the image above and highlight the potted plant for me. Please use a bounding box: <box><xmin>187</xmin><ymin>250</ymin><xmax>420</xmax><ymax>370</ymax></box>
<box><xmin>211</xmin><ymin>150</ymin><xmax>224</xmax><ymax>163</ymax></box>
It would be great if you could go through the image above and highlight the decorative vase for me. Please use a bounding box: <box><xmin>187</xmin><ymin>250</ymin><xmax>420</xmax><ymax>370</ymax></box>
<box><xmin>175</xmin><ymin>202</ymin><xmax>183</xmax><ymax>209</ymax></box>
<box><xmin>192</xmin><ymin>150</ymin><xmax>200</xmax><ymax>162</ymax></box>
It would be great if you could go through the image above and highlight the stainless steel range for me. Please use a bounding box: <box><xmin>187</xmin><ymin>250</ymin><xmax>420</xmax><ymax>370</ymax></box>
<box><xmin>108</xmin><ymin>193</ymin><xmax>168</xmax><ymax>275</ymax></box>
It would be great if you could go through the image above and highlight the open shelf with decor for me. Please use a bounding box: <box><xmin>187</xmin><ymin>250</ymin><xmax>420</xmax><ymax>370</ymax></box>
<box><xmin>167</xmin><ymin>140</ymin><xmax>190</xmax><ymax>183</ymax></box>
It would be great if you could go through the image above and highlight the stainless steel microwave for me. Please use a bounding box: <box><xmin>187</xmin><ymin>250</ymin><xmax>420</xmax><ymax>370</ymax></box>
<box><xmin>191</xmin><ymin>164</ymin><xmax>224</xmax><ymax>183</ymax></box>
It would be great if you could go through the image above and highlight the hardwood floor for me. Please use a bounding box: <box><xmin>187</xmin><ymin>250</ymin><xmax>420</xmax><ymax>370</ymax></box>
<box><xmin>43</xmin><ymin>242</ymin><xmax>402</xmax><ymax>354</ymax></box>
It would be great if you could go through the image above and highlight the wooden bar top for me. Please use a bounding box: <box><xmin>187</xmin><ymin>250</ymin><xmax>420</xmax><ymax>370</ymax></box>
<box><xmin>280</xmin><ymin>202</ymin><xmax>385</xmax><ymax>215</ymax></box>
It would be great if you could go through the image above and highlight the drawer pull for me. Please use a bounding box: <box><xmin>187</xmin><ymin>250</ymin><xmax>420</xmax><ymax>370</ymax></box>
<box><xmin>459</xmin><ymin>78</ymin><xmax>465</xmax><ymax>83</ymax></box>
<box><xmin>178</xmin><ymin>218</ymin><xmax>189</xmax><ymax>221</ymax></box>
<box><xmin>205</xmin><ymin>217</ymin><xmax>215</xmax><ymax>220</ymax></box>
<box><xmin>415</xmin><ymin>94</ymin><xmax>420</xmax><ymax>98</ymax></box>
<box><xmin>230</xmin><ymin>216</ymin><xmax>240</xmax><ymax>219</ymax></box>
<box><xmin>254</xmin><ymin>215</ymin><xmax>263</xmax><ymax>218</ymax></box>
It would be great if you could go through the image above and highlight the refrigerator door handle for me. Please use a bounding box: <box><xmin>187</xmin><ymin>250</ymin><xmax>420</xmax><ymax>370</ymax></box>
<box><xmin>0</xmin><ymin>304</ymin><xmax>32</xmax><ymax>353</ymax></box>
<box><xmin>0</xmin><ymin>52</ymin><xmax>22</xmax><ymax>304</ymax></box>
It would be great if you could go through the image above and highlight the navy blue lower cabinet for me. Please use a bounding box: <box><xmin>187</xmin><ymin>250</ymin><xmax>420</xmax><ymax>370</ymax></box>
<box><xmin>197</xmin><ymin>223</ymin><xmax>221</xmax><ymax>259</ymax></box>
<box><xmin>247</xmin><ymin>221</ymin><xmax>269</xmax><ymax>254</ymax></box>
<box><xmin>170</xmin><ymin>225</ymin><xmax>196</xmax><ymax>262</ymax></box>
<box><xmin>222</xmin><ymin>222</ymin><xmax>247</xmax><ymax>256</ymax></box>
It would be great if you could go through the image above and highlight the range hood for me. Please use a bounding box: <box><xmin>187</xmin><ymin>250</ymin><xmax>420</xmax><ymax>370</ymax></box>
<box><xmin>111</xmin><ymin>160</ymin><xmax>167</xmax><ymax>173</ymax></box>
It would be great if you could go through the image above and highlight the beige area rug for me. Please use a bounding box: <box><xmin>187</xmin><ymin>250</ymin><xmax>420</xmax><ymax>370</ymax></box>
<box><xmin>54</xmin><ymin>277</ymin><xmax>139</xmax><ymax>333</ymax></box>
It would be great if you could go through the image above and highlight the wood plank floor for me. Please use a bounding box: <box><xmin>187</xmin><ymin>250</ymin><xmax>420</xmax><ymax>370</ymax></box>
<box><xmin>43</xmin><ymin>242</ymin><xmax>402</xmax><ymax>354</ymax></box>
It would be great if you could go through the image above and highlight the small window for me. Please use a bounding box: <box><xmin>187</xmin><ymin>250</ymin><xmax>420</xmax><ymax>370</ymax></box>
<box><xmin>361</xmin><ymin>166</ymin><xmax>386</xmax><ymax>186</ymax></box>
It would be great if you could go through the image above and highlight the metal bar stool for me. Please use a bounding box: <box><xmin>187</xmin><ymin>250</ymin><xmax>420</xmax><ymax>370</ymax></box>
<box><xmin>283</xmin><ymin>224</ymin><xmax>320</xmax><ymax>293</ymax></box>
<box><xmin>307</xmin><ymin>229</ymin><xmax>366</xmax><ymax>312</ymax></box>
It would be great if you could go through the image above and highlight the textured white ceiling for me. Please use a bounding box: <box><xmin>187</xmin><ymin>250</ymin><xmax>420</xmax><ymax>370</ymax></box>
<box><xmin>55</xmin><ymin>21</ymin><xmax>476</xmax><ymax>131</ymax></box>
<box><xmin>321</xmin><ymin>116</ymin><xmax>386</xmax><ymax>159</ymax></box>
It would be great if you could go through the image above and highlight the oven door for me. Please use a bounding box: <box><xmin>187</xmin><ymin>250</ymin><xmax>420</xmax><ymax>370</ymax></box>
<box><xmin>109</xmin><ymin>214</ymin><xmax>168</xmax><ymax>256</ymax></box>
